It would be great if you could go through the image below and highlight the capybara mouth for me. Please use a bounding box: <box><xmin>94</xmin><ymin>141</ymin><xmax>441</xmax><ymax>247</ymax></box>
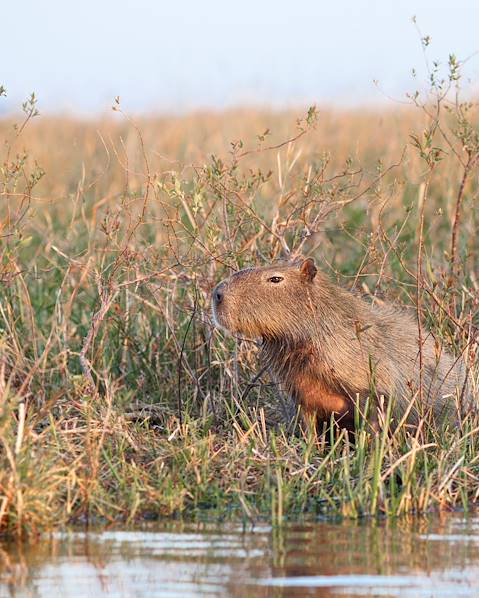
<box><xmin>211</xmin><ymin>301</ymin><xmax>226</xmax><ymax>329</ymax></box>
<box><xmin>212</xmin><ymin>302</ymin><xmax>259</xmax><ymax>337</ymax></box>
<box><xmin>211</xmin><ymin>296</ymin><xmax>243</xmax><ymax>335</ymax></box>
<box><xmin>212</xmin><ymin>303</ymin><xmax>238</xmax><ymax>334</ymax></box>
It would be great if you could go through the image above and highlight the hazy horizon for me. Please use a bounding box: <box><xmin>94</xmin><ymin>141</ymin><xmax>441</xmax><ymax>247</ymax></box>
<box><xmin>2</xmin><ymin>0</ymin><xmax>479</xmax><ymax>115</ymax></box>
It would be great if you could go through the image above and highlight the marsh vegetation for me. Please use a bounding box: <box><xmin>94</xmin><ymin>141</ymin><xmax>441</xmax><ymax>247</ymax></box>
<box><xmin>0</xmin><ymin>58</ymin><xmax>478</xmax><ymax>537</ymax></box>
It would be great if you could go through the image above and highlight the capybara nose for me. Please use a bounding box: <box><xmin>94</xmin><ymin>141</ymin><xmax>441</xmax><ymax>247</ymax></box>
<box><xmin>214</xmin><ymin>287</ymin><xmax>224</xmax><ymax>305</ymax></box>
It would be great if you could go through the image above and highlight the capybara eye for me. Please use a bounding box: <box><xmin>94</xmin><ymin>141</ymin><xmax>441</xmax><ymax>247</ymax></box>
<box><xmin>268</xmin><ymin>276</ymin><xmax>284</xmax><ymax>283</ymax></box>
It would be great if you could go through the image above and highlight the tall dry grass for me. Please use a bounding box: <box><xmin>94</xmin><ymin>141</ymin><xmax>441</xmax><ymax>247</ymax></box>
<box><xmin>0</xmin><ymin>79</ymin><xmax>478</xmax><ymax>537</ymax></box>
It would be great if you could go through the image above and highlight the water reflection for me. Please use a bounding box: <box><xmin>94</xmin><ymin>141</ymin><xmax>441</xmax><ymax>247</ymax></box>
<box><xmin>1</xmin><ymin>514</ymin><xmax>479</xmax><ymax>597</ymax></box>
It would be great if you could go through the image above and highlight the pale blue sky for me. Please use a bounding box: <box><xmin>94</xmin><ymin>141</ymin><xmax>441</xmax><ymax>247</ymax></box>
<box><xmin>2</xmin><ymin>0</ymin><xmax>479</xmax><ymax>114</ymax></box>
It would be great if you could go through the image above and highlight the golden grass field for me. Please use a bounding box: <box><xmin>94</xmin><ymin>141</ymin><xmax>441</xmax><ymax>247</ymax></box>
<box><xmin>0</xmin><ymin>88</ymin><xmax>478</xmax><ymax>536</ymax></box>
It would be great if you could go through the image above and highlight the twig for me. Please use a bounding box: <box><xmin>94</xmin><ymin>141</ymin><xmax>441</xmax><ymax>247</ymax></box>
<box><xmin>177</xmin><ymin>288</ymin><xmax>198</xmax><ymax>425</ymax></box>
<box><xmin>450</xmin><ymin>153</ymin><xmax>479</xmax><ymax>275</ymax></box>
<box><xmin>79</xmin><ymin>280</ymin><xmax>119</xmax><ymax>396</ymax></box>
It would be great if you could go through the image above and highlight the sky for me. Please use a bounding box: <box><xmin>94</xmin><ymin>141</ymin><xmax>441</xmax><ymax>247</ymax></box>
<box><xmin>1</xmin><ymin>0</ymin><xmax>479</xmax><ymax>115</ymax></box>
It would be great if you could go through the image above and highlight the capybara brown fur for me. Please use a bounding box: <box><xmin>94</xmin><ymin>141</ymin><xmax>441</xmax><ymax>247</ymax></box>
<box><xmin>212</xmin><ymin>258</ymin><xmax>471</xmax><ymax>431</ymax></box>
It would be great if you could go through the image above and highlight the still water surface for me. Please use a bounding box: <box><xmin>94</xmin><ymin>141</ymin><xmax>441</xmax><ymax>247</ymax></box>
<box><xmin>1</xmin><ymin>514</ymin><xmax>479</xmax><ymax>597</ymax></box>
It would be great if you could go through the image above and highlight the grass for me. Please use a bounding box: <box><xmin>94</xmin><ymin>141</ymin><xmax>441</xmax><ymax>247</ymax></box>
<box><xmin>0</xmin><ymin>76</ymin><xmax>478</xmax><ymax>537</ymax></box>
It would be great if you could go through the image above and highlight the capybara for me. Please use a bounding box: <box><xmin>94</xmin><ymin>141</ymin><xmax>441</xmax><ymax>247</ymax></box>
<box><xmin>212</xmin><ymin>258</ymin><xmax>471</xmax><ymax>431</ymax></box>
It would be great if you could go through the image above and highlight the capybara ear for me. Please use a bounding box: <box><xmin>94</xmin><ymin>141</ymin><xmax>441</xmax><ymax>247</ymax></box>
<box><xmin>299</xmin><ymin>257</ymin><xmax>317</xmax><ymax>281</ymax></box>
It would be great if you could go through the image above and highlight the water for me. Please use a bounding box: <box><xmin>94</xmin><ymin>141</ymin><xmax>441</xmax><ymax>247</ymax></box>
<box><xmin>1</xmin><ymin>514</ymin><xmax>479</xmax><ymax>597</ymax></box>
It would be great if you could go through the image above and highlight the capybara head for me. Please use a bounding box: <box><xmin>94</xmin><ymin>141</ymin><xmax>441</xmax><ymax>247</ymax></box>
<box><xmin>212</xmin><ymin>258</ymin><xmax>319</xmax><ymax>340</ymax></box>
